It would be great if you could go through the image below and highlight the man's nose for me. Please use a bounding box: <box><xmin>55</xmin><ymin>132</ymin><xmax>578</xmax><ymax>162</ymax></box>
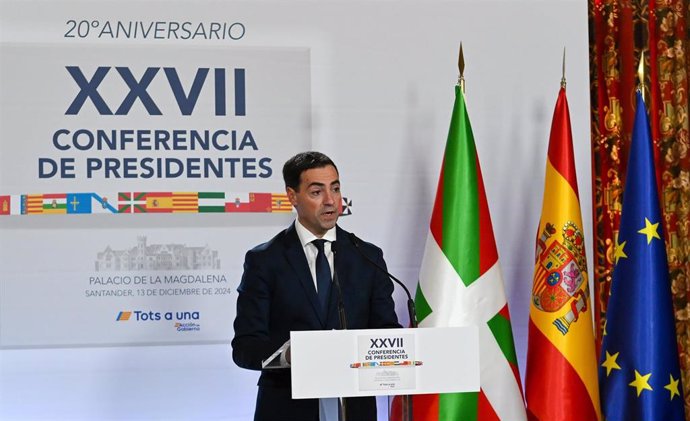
<box><xmin>323</xmin><ymin>190</ymin><xmax>336</xmax><ymax>205</ymax></box>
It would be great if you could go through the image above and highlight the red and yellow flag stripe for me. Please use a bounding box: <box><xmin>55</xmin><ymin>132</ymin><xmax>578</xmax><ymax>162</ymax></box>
<box><xmin>525</xmin><ymin>87</ymin><xmax>601</xmax><ymax>421</ymax></box>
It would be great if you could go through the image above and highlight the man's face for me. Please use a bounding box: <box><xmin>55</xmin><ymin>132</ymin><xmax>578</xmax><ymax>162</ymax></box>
<box><xmin>287</xmin><ymin>165</ymin><xmax>341</xmax><ymax>237</ymax></box>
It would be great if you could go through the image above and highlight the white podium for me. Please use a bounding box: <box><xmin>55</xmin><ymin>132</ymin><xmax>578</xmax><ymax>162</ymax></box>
<box><xmin>290</xmin><ymin>326</ymin><xmax>479</xmax><ymax>399</ymax></box>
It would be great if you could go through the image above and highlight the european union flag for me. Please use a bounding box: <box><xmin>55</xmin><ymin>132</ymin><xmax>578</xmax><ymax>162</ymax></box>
<box><xmin>599</xmin><ymin>91</ymin><xmax>685</xmax><ymax>420</ymax></box>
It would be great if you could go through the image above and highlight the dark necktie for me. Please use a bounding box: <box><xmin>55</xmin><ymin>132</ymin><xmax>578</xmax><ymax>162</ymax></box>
<box><xmin>312</xmin><ymin>239</ymin><xmax>332</xmax><ymax>317</ymax></box>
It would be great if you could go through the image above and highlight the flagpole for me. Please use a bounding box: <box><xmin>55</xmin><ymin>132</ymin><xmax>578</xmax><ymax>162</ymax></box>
<box><xmin>637</xmin><ymin>51</ymin><xmax>645</xmax><ymax>101</ymax></box>
<box><xmin>397</xmin><ymin>45</ymin><xmax>473</xmax><ymax>421</ymax></box>
<box><xmin>561</xmin><ymin>46</ymin><xmax>566</xmax><ymax>89</ymax></box>
<box><xmin>406</xmin><ymin>42</ymin><xmax>527</xmax><ymax>421</ymax></box>
<box><xmin>458</xmin><ymin>43</ymin><xmax>465</xmax><ymax>93</ymax></box>
<box><xmin>396</xmin><ymin>45</ymin><xmax>468</xmax><ymax>421</ymax></box>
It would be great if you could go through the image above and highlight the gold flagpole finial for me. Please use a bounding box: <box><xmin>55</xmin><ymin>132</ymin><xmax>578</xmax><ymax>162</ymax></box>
<box><xmin>458</xmin><ymin>43</ymin><xmax>465</xmax><ymax>94</ymax></box>
<box><xmin>637</xmin><ymin>51</ymin><xmax>646</xmax><ymax>101</ymax></box>
<box><xmin>561</xmin><ymin>47</ymin><xmax>566</xmax><ymax>89</ymax></box>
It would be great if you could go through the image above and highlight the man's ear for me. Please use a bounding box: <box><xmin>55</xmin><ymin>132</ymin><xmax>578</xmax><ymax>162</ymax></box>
<box><xmin>287</xmin><ymin>187</ymin><xmax>298</xmax><ymax>207</ymax></box>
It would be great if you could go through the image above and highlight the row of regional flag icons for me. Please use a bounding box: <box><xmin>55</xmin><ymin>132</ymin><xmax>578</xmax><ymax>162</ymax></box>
<box><xmin>0</xmin><ymin>192</ymin><xmax>354</xmax><ymax>216</ymax></box>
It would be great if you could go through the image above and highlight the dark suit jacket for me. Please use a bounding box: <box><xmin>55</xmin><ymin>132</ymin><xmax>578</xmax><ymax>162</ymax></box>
<box><xmin>232</xmin><ymin>223</ymin><xmax>400</xmax><ymax>421</ymax></box>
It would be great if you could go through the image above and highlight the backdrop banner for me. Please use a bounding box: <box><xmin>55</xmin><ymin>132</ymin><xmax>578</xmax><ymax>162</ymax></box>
<box><xmin>0</xmin><ymin>30</ymin><xmax>310</xmax><ymax>347</ymax></box>
<box><xmin>0</xmin><ymin>1</ymin><xmax>590</xmax><ymax>419</ymax></box>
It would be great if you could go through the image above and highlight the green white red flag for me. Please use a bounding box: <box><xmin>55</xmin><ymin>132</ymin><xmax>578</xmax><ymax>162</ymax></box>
<box><xmin>410</xmin><ymin>85</ymin><xmax>527</xmax><ymax>421</ymax></box>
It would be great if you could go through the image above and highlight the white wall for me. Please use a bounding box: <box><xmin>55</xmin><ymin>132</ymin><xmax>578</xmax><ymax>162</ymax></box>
<box><xmin>0</xmin><ymin>1</ymin><xmax>590</xmax><ymax>419</ymax></box>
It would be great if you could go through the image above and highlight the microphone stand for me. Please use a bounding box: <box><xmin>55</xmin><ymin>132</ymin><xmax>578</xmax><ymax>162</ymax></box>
<box><xmin>332</xmin><ymin>243</ymin><xmax>348</xmax><ymax>331</ymax></box>
<box><xmin>348</xmin><ymin>233</ymin><xmax>417</xmax><ymax>421</ymax></box>
<box><xmin>331</xmin><ymin>242</ymin><xmax>348</xmax><ymax>421</ymax></box>
<box><xmin>348</xmin><ymin>233</ymin><xmax>418</xmax><ymax>328</ymax></box>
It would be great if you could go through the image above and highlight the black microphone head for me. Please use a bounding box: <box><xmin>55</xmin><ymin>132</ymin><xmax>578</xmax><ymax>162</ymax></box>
<box><xmin>330</xmin><ymin>241</ymin><xmax>337</xmax><ymax>254</ymax></box>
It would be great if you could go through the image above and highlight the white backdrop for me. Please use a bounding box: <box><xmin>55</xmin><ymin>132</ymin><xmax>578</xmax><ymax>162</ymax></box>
<box><xmin>0</xmin><ymin>0</ymin><xmax>590</xmax><ymax>419</ymax></box>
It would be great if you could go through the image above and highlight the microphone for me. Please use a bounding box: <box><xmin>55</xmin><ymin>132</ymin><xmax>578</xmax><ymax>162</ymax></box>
<box><xmin>330</xmin><ymin>241</ymin><xmax>347</xmax><ymax>330</ymax></box>
<box><xmin>348</xmin><ymin>233</ymin><xmax>418</xmax><ymax>328</ymax></box>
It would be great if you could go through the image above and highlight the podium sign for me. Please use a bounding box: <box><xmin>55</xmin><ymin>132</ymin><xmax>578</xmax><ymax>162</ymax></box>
<box><xmin>290</xmin><ymin>326</ymin><xmax>479</xmax><ymax>399</ymax></box>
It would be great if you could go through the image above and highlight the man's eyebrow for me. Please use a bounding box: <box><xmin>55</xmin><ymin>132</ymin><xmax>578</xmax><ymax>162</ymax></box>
<box><xmin>307</xmin><ymin>179</ymin><xmax>340</xmax><ymax>188</ymax></box>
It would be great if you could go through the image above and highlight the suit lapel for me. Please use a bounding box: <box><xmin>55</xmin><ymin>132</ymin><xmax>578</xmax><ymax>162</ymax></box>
<box><xmin>334</xmin><ymin>227</ymin><xmax>354</xmax><ymax>291</ymax></box>
<box><xmin>283</xmin><ymin>223</ymin><xmax>326</xmax><ymax>327</ymax></box>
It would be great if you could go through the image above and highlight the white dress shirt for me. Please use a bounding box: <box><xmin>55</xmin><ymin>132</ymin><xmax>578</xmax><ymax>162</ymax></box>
<box><xmin>294</xmin><ymin>219</ymin><xmax>336</xmax><ymax>290</ymax></box>
<box><xmin>292</xmin><ymin>220</ymin><xmax>340</xmax><ymax>421</ymax></box>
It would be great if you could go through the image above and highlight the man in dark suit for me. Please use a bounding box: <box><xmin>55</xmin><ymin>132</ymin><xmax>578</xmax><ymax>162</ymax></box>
<box><xmin>232</xmin><ymin>151</ymin><xmax>400</xmax><ymax>421</ymax></box>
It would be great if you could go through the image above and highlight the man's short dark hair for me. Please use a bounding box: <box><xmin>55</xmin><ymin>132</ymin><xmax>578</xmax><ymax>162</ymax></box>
<box><xmin>283</xmin><ymin>151</ymin><xmax>338</xmax><ymax>191</ymax></box>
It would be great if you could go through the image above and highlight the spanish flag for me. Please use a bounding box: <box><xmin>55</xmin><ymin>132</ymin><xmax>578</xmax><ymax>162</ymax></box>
<box><xmin>525</xmin><ymin>86</ymin><xmax>600</xmax><ymax>421</ymax></box>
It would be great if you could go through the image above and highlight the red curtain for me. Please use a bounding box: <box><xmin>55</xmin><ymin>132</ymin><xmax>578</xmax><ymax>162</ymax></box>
<box><xmin>589</xmin><ymin>0</ymin><xmax>690</xmax><ymax>417</ymax></box>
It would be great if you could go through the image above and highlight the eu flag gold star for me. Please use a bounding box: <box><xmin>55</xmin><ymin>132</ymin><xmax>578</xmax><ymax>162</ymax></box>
<box><xmin>664</xmin><ymin>374</ymin><xmax>681</xmax><ymax>400</ymax></box>
<box><xmin>637</xmin><ymin>218</ymin><xmax>661</xmax><ymax>244</ymax></box>
<box><xmin>601</xmin><ymin>351</ymin><xmax>621</xmax><ymax>376</ymax></box>
<box><xmin>614</xmin><ymin>238</ymin><xmax>627</xmax><ymax>264</ymax></box>
<box><xmin>629</xmin><ymin>370</ymin><xmax>653</xmax><ymax>396</ymax></box>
